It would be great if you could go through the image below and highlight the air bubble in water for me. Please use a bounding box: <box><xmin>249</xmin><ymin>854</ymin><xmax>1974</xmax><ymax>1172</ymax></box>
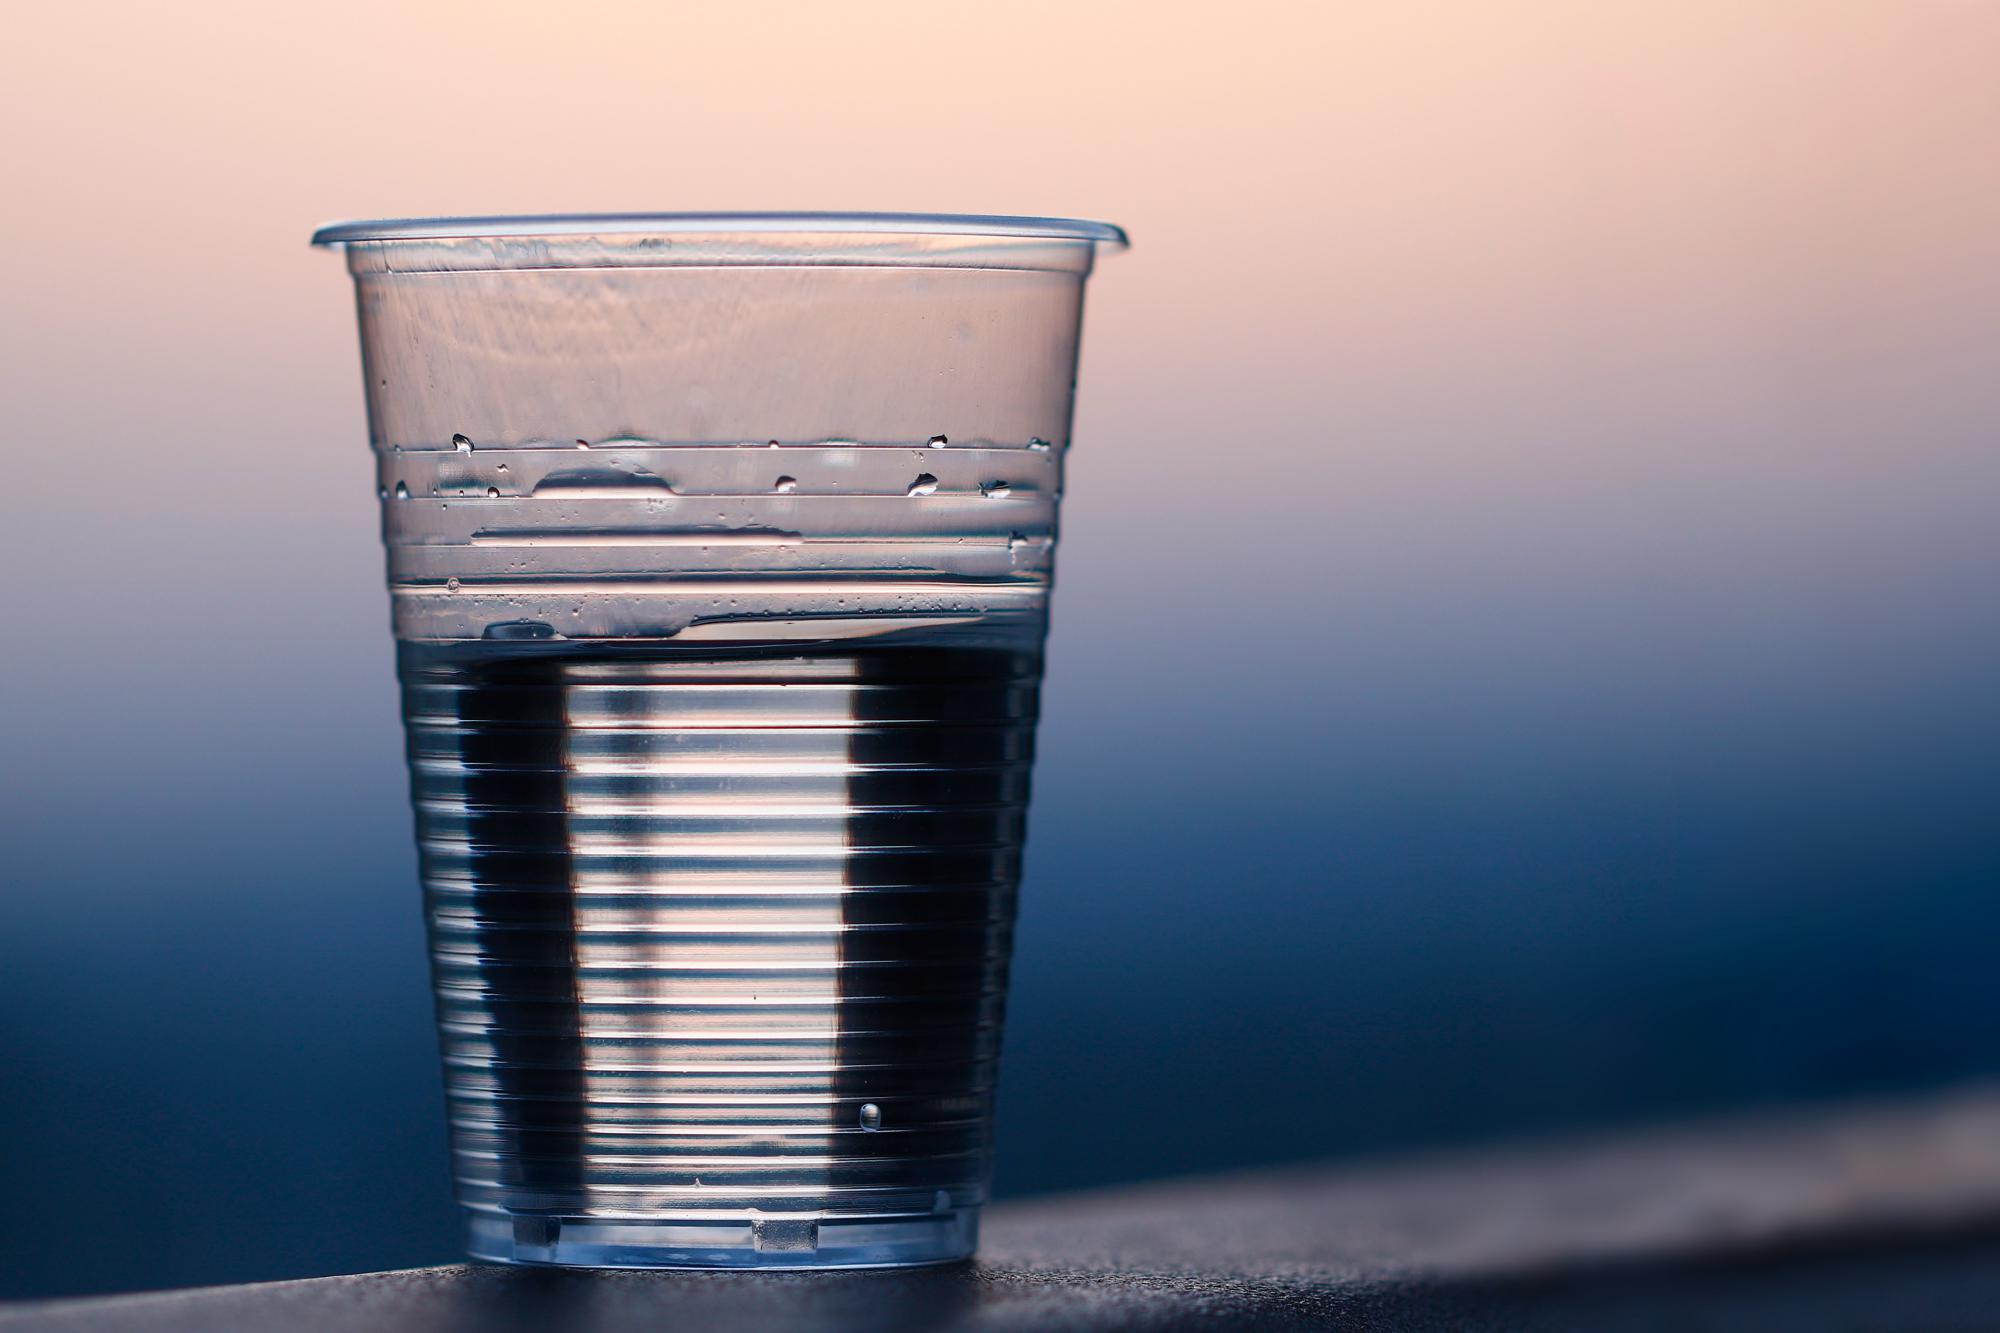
<box><xmin>393</xmin><ymin>481</ymin><xmax>410</xmax><ymax>500</ymax></box>
<box><xmin>452</xmin><ymin>434</ymin><xmax>474</xmax><ymax>453</ymax></box>
<box><xmin>982</xmin><ymin>481</ymin><xmax>1012</xmax><ymax>499</ymax></box>
<box><xmin>927</xmin><ymin>434</ymin><xmax>949</xmax><ymax>449</ymax></box>
<box><xmin>773</xmin><ymin>475</ymin><xmax>797</xmax><ymax>493</ymax></box>
<box><xmin>859</xmin><ymin>1103</ymin><xmax>883</xmax><ymax>1131</ymax></box>
<box><xmin>907</xmin><ymin>474</ymin><xmax>938</xmax><ymax>496</ymax></box>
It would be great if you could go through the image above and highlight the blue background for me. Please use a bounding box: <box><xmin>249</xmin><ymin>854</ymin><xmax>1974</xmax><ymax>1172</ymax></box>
<box><xmin>6</xmin><ymin>428</ymin><xmax>1995</xmax><ymax>1298</ymax></box>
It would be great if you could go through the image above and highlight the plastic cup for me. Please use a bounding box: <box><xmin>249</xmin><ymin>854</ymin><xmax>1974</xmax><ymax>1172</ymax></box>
<box><xmin>313</xmin><ymin>213</ymin><xmax>1126</xmax><ymax>1269</ymax></box>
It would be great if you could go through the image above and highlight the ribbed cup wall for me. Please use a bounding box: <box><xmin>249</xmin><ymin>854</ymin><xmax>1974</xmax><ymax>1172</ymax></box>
<box><xmin>326</xmin><ymin>218</ymin><xmax>1119</xmax><ymax>1266</ymax></box>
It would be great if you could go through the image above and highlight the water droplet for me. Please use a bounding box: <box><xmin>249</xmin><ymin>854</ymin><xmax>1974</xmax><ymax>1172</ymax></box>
<box><xmin>446</xmin><ymin>577</ymin><xmax>461</xmax><ymax>592</ymax></box>
<box><xmin>981</xmin><ymin>481</ymin><xmax>1012</xmax><ymax>498</ymax></box>
<box><xmin>496</xmin><ymin>463</ymin><xmax>509</xmax><ymax>474</ymax></box>
<box><xmin>767</xmin><ymin>439</ymin><xmax>781</xmax><ymax>449</ymax></box>
<box><xmin>927</xmin><ymin>434</ymin><xmax>949</xmax><ymax>449</ymax></box>
<box><xmin>483</xmin><ymin>620</ymin><xmax>556</xmax><ymax>641</ymax></box>
<box><xmin>907</xmin><ymin>474</ymin><xmax>938</xmax><ymax>497</ymax></box>
<box><xmin>933</xmin><ymin>1190</ymin><xmax>951</xmax><ymax>1213</ymax></box>
<box><xmin>531</xmin><ymin>467</ymin><xmax>676</xmax><ymax>497</ymax></box>
<box><xmin>376</xmin><ymin>486</ymin><xmax>387</xmax><ymax>500</ymax></box>
<box><xmin>575</xmin><ymin>439</ymin><xmax>591</xmax><ymax>450</ymax></box>
<box><xmin>452</xmin><ymin>433</ymin><xmax>474</xmax><ymax>453</ymax></box>
<box><xmin>859</xmin><ymin>1103</ymin><xmax>883</xmax><ymax>1131</ymax></box>
<box><xmin>773</xmin><ymin>475</ymin><xmax>797</xmax><ymax>493</ymax></box>
<box><xmin>1008</xmin><ymin>532</ymin><xmax>1028</xmax><ymax>563</ymax></box>
<box><xmin>487</xmin><ymin>486</ymin><xmax>501</xmax><ymax>498</ymax></box>
<box><xmin>392</xmin><ymin>444</ymin><xmax>404</xmax><ymax>455</ymax></box>
<box><xmin>393</xmin><ymin>481</ymin><xmax>410</xmax><ymax>500</ymax></box>
<box><xmin>1028</xmin><ymin>437</ymin><xmax>1051</xmax><ymax>452</ymax></box>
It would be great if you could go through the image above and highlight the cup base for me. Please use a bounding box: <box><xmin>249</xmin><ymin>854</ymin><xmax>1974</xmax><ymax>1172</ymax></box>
<box><xmin>465</xmin><ymin>1208</ymin><xmax>979</xmax><ymax>1270</ymax></box>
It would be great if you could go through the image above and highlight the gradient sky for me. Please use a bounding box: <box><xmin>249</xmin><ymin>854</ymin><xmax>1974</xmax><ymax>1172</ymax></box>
<box><xmin>3</xmin><ymin>0</ymin><xmax>1999</xmax><ymax>1300</ymax></box>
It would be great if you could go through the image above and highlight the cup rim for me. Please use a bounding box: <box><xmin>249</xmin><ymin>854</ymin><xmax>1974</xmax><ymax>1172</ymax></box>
<box><xmin>312</xmin><ymin>211</ymin><xmax>1128</xmax><ymax>249</ymax></box>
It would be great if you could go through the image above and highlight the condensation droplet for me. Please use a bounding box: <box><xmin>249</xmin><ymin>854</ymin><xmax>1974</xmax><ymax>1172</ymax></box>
<box><xmin>767</xmin><ymin>439</ymin><xmax>781</xmax><ymax>449</ymax></box>
<box><xmin>773</xmin><ymin>475</ymin><xmax>797</xmax><ymax>493</ymax></box>
<box><xmin>531</xmin><ymin>467</ymin><xmax>675</xmax><ymax>497</ymax></box>
<box><xmin>452</xmin><ymin>433</ymin><xmax>474</xmax><ymax>453</ymax></box>
<box><xmin>376</xmin><ymin>486</ymin><xmax>388</xmax><ymax>501</ymax></box>
<box><xmin>1028</xmin><ymin>437</ymin><xmax>1051</xmax><ymax>452</ymax></box>
<box><xmin>859</xmin><ymin>1103</ymin><xmax>883</xmax><ymax>1131</ymax></box>
<box><xmin>393</xmin><ymin>481</ymin><xmax>410</xmax><ymax>500</ymax></box>
<box><xmin>496</xmin><ymin>463</ymin><xmax>509</xmax><ymax>474</ymax></box>
<box><xmin>576</xmin><ymin>439</ymin><xmax>591</xmax><ymax>450</ymax></box>
<box><xmin>907</xmin><ymin>474</ymin><xmax>938</xmax><ymax>497</ymax></box>
<box><xmin>982</xmin><ymin>481</ymin><xmax>1012</xmax><ymax>499</ymax></box>
<box><xmin>927</xmin><ymin>434</ymin><xmax>949</xmax><ymax>449</ymax></box>
<box><xmin>446</xmin><ymin>577</ymin><xmax>461</xmax><ymax>592</ymax></box>
<box><xmin>483</xmin><ymin>620</ymin><xmax>555</xmax><ymax>641</ymax></box>
<box><xmin>487</xmin><ymin>486</ymin><xmax>501</xmax><ymax>498</ymax></box>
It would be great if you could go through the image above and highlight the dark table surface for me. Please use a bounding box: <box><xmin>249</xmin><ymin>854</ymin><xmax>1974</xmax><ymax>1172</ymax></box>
<box><xmin>10</xmin><ymin>1086</ymin><xmax>2000</xmax><ymax>1331</ymax></box>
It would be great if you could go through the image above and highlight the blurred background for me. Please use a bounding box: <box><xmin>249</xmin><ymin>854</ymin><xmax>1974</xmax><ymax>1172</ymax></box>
<box><xmin>4</xmin><ymin>0</ymin><xmax>1998</xmax><ymax>1301</ymax></box>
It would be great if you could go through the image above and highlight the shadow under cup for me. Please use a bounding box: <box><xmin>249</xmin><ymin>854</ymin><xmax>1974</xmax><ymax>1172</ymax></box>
<box><xmin>313</xmin><ymin>214</ymin><xmax>1125</xmax><ymax>1268</ymax></box>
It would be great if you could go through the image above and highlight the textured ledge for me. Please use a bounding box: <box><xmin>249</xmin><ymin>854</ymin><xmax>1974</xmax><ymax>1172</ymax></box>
<box><xmin>9</xmin><ymin>1085</ymin><xmax>2000</xmax><ymax>1331</ymax></box>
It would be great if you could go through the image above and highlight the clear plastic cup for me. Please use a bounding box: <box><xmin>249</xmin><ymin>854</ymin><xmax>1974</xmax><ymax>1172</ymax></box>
<box><xmin>312</xmin><ymin>213</ymin><xmax>1126</xmax><ymax>1269</ymax></box>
